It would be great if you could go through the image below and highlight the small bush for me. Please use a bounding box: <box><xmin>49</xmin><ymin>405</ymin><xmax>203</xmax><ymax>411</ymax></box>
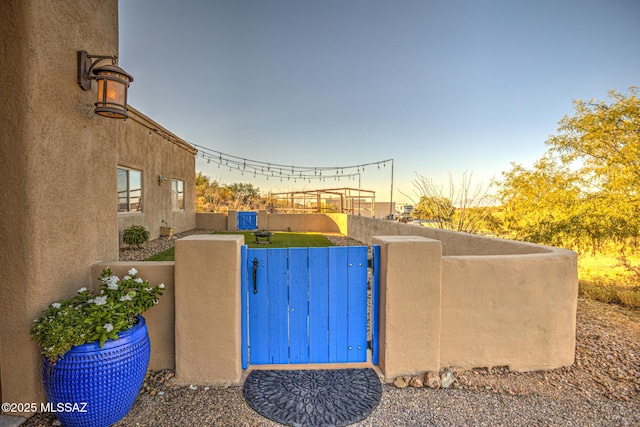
<box><xmin>579</xmin><ymin>279</ymin><xmax>640</xmax><ymax>309</ymax></box>
<box><xmin>122</xmin><ymin>225</ymin><xmax>150</xmax><ymax>248</ymax></box>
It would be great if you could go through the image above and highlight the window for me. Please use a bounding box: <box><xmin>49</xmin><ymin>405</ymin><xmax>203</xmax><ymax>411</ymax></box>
<box><xmin>172</xmin><ymin>179</ymin><xmax>184</xmax><ymax>210</ymax></box>
<box><xmin>118</xmin><ymin>167</ymin><xmax>142</xmax><ymax>212</ymax></box>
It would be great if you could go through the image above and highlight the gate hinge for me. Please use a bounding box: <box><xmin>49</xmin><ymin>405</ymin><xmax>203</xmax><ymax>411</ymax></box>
<box><xmin>367</xmin><ymin>258</ymin><xmax>374</xmax><ymax>270</ymax></box>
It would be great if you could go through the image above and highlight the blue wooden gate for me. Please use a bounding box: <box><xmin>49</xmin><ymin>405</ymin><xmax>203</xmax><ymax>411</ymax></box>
<box><xmin>241</xmin><ymin>245</ymin><xmax>380</xmax><ymax>368</ymax></box>
<box><xmin>237</xmin><ymin>212</ymin><xmax>257</xmax><ymax>230</ymax></box>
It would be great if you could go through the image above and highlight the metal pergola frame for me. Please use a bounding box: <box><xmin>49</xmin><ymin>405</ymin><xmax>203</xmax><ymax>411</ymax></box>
<box><xmin>267</xmin><ymin>187</ymin><xmax>376</xmax><ymax>217</ymax></box>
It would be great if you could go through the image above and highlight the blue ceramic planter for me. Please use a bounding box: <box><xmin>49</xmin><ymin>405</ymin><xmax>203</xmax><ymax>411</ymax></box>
<box><xmin>42</xmin><ymin>316</ymin><xmax>150</xmax><ymax>427</ymax></box>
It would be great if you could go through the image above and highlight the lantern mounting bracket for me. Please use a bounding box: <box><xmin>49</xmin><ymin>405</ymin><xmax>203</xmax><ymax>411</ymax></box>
<box><xmin>77</xmin><ymin>50</ymin><xmax>118</xmax><ymax>91</ymax></box>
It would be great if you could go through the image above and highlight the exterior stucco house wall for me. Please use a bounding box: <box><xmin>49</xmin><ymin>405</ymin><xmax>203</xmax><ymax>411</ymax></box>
<box><xmin>117</xmin><ymin>107</ymin><xmax>196</xmax><ymax>243</ymax></box>
<box><xmin>0</xmin><ymin>0</ymin><xmax>195</xmax><ymax>408</ymax></box>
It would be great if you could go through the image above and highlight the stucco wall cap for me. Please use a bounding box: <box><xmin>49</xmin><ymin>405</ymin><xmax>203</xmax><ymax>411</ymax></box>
<box><xmin>178</xmin><ymin>235</ymin><xmax>243</xmax><ymax>242</ymax></box>
<box><xmin>373</xmin><ymin>235</ymin><xmax>439</xmax><ymax>244</ymax></box>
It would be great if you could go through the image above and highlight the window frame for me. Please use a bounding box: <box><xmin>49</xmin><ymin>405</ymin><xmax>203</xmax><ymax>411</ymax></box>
<box><xmin>171</xmin><ymin>179</ymin><xmax>185</xmax><ymax>211</ymax></box>
<box><xmin>117</xmin><ymin>166</ymin><xmax>143</xmax><ymax>213</ymax></box>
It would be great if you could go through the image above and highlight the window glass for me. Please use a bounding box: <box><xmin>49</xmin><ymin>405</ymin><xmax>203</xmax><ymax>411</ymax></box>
<box><xmin>172</xmin><ymin>179</ymin><xmax>184</xmax><ymax>210</ymax></box>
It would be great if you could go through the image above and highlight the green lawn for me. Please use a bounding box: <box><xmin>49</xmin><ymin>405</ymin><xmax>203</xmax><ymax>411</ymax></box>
<box><xmin>144</xmin><ymin>232</ymin><xmax>335</xmax><ymax>261</ymax></box>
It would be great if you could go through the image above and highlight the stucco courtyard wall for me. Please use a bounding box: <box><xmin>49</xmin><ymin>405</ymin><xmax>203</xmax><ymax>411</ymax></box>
<box><xmin>117</xmin><ymin>107</ymin><xmax>197</xmax><ymax>243</ymax></box>
<box><xmin>440</xmin><ymin>252</ymin><xmax>578</xmax><ymax>371</ymax></box>
<box><xmin>345</xmin><ymin>215</ymin><xmax>578</xmax><ymax>372</ymax></box>
<box><xmin>195</xmin><ymin>211</ymin><xmax>347</xmax><ymax>233</ymax></box>
<box><xmin>78</xmin><ymin>214</ymin><xmax>575</xmax><ymax>388</ymax></box>
<box><xmin>195</xmin><ymin>212</ymin><xmax>228</xmax><ymax>230</ymax></box>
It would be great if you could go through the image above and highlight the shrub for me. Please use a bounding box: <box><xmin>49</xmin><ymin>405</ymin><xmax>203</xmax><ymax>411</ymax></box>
<box><xmin>122</xmin><ymin>225</ymin><xmax>150</xmax><ymax>248</ymax></box>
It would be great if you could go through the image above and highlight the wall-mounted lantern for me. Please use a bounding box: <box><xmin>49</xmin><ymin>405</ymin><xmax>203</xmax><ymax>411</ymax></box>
<box><xmin>77</xmin><ymin>50</ymin><xmax>133</xmax><ymax>119</ymax></box>
<box><xmin>158</xmin><ymin>175</ymin><xmax>167</xmax><ymax>185</ymax></box>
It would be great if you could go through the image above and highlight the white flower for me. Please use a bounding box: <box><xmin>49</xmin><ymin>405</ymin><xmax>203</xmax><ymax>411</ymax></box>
<box><xmin>123</xmin><ymin>275</ymin><xmax>131</xmax><ymax>281</ymax></box>
<box><xmin>119</xmin><ymin>295</ymin><xmax>132</xmax><ymax>302</ymax></box>
<box><xmin>159</xmin><ymin>283</ymin><xmax>165</xmax><ymax>289</ymax></box>
<box><xmin>77</xmin><ymin>287</ymin><xmax>87</xmax><ymax>293</ymax></box>
<box><xmin>128</xmin><ymin>268</ymin><xmax>138</xmax><ymax>276</ymax></box>
<box><xmin>134</xmin><ymin>278</ymin><xmax>143</xmax><ymax>284</ymax></box>
<box><xmin>144</xmin><ymin>288</ymin><xmax>152</xmax><ymax>292</ymax></box>
<box><xmin>103</xmin><ymin>323</ymin><xmax>114</xmax><ymax>332</ymax></box>
<box><xmin>51</xmin><ymin>303</ymin><xmax>61</xmax><ymax>309</ymax></box>
<box><xmin>94</xmin><ymin>296</ymin><xmax>107</xmax><ymax>305</ymax></box>
<box><xmin>103</xmin><ymin>275</ymin><xmax>120</xmax><ymax>290</ymax></box>
<box><xmin>87</xmin><ymin>299</ymin><xmax>95</xmax><ymax>304</ymax></box>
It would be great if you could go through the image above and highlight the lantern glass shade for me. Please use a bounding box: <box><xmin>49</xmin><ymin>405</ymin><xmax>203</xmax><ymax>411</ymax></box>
<box><xmin>93</xmin><ymin>64</ymin><xmax>133</xmax><ymax>119</ymax></box>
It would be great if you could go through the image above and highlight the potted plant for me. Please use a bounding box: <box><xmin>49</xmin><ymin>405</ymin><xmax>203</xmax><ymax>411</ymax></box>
<box><xmin>122</xmin><ymin>225</ymin><xmax>150</xmax><ymax>248</ymax></box>
<box><xmin>31</xmin><ymin>267</ymin><xmax>164</xmax><ymax>427</ymax></box>
<box><xmin>160</xmin><ymin>219</ymin><xmax>174</xmax><ymax>237</ymax></box>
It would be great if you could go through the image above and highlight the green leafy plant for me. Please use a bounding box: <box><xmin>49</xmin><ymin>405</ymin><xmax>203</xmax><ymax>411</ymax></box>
<box><xmin>122</xmin><ymin>225</ymin><xmax>150</xmax><ymax>248</ymax></box>
<box><xmin>31</xmin><ymin>267</ymin><xmax>164</xmax><ymax>362</ymax></box>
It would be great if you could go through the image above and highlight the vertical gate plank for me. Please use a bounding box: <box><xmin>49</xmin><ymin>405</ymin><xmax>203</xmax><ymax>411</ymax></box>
<box><xmin>248</xmin><ymin>249</ymin><xmax>269</xmax><ymax>364</ymax></box>
<box><xmin>371</xmin><ymin>245</ymin><xmax>381</xmax><ymax>365</ymax></box>
<box><xmin>241</xmin><ymin>245</ymin><xmax>248</xmax><ymax>369</ymax></box>
<box><xmin>288</xmin><ymin>248</ymin><xmax>309</xmax><ymax>363</ymax></box>
<box><xmin>267</xmin><ymin>249</ymin><xmax>288</xmax><ymax>363</ymax></box>
<box><xmin>347</xmin><ymin>247</ymin><xmax>368</xmax><ymax>362</ymax></box>
<box><xmin>328</xmin><ymin>247</ymin><xmax>348</xmax><ymax>362</ymax></box>
<box><xmin>308</xmin><ymin>248</ymin><xmax>329</xmax><ymax>363</ymax></box>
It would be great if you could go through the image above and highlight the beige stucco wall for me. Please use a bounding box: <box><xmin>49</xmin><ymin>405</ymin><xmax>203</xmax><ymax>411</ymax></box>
<box><xmin>266</xmin><ymin>213</ymin><xmax>343</xmax><ymax>232</ymax></box>
<box><xmin>373</xmin><ymin>236</ymin><xmax>442</xmax><ymax>379</ymax></box>
<box><xmin>346</xmin><ymin>215</ymin><xmax>551</xmax><ymax>256</ymax></box>
<box><xmin>196</xmin><ymin>212</ymin><xmax>228</xmax><ymax>229</ymax></box>
<box><xmin>117</xmin><ymin>107</ymin><xmax>196</xmax><ymax>243</ymax></box>
<box><xmin>439</xmin><ymin>252</ymin><xmax>578</xmax><ymax>371</ymax></box>
<box><xmin>0</xmin><ymin>0</ymin><xmax>121</xmax><ymax>407</ymax></box>
<box><xmin>174</xmin><ymin>235</ymin><xmax>244</xmax><ymax>385</ymax></box>
<box><xmin>91</xmin><ymin>262</ymin><xmax>176</xmax><ymax>370</ymax></box>
<box><xmin>343</xmin><ymin>215</ymin><xmax>578</xmax><ymax>375</ymax></box>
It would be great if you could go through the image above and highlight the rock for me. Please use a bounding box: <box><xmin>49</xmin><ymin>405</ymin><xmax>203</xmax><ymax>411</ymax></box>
<box><xmin>441</xmin><ymin>369</ymin><xmax>456</xmax><ymax>389</ymax></box>
<box><xmin>410</xmin><ymin>376</ymin><xmax>423</xmax><ymax>387</ymax></box>
<box><xmin>394</xmin><ymin>377</ymin><xmax>409</xmax><ymax>388</ymax></box>
<box><xmin>425</xmin><ymin>371</ymin><xmax>441</xmax><ymax>389</ymax></box>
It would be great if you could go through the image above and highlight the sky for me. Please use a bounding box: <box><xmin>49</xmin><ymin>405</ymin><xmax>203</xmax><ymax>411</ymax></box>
<box><xmin>118</xmin><ymin>0</ymin><xmax>639</xmax><ymax>204</ymax></box>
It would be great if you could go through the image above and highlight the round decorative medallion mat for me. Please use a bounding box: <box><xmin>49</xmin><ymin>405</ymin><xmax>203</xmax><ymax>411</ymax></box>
<box><xmin>243</xmin><ymin>368</ymin><xmax>382</xmax><ymax>427</ymax></box>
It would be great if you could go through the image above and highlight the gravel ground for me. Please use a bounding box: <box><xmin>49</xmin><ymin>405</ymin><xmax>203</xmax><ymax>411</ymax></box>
<box><xmin>22</xmin><ymin>231</ymin><xmax>640</xmax><ymax>426</ymax></box>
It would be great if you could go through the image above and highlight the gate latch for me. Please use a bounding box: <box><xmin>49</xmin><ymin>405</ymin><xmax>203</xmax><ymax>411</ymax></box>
<box><xmin>252</xmin><ymin>258</ymin><xmax>259</xmax><ymax>294</ymax></box>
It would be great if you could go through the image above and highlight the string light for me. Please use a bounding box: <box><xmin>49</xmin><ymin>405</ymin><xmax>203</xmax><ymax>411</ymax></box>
<box><xmin>188</xmin><ymin>143</ymin><xmax>392</xmax><ymax>183</ymax></box>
